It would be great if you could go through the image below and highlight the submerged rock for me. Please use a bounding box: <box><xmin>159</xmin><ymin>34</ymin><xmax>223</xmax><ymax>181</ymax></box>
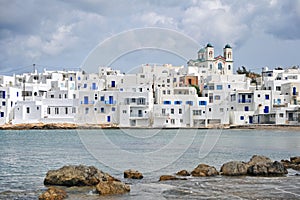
<box><xmin>220</xmin><ymin>161</ymin><xmax>248</xmax><ymax>176</ymax></box>
<box><xmin>44</xmin><ymin>165</ymin><xmax>130</xmax><ymax>196</ymax></box>
<box><xmin>247</xmin><ymin>161</ymin><xmax>288</xmax><ymax>176</ymax></box>
<box><xmin>159</xmin><ymin>175</ymin><xmax>187</xmax><ymax>181</ymax></box>
<box><xmin>124</xmin><ymin>169</ymin><xmax>143</xmax><ymax>179</ymax></box>
<box><xmin>191</xmin><ymin>164</ymin><xmax>218</xmax><ymax>177</ymax></box>
<box><xmin>176</xmin><ymin>170</ymin><xmax>190</xmax><ymax>176</ymax></box>
<box><xmin>39</xmin><ymin>187</ymin><xmax>67</xmax><ymax>200</ymax></box>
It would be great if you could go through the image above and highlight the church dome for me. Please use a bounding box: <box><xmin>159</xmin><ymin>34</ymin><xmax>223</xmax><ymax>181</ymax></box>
<box><xmin>224</xmin><ymin>44</ymin><xmax>232</xmax><ymax>48</ymax></box>
<box><xmin>206</xmin><ymin>43</ymin><xmax>213</xmax><ymax>48</ymax></box>
<box><xmin>198</xmin><ymin>48</ymin><xmax>205</xmax><ymax>53</ymax></box>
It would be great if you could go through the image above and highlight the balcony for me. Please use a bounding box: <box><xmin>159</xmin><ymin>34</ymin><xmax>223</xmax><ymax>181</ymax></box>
<box><xmin>81</xmin><ymin>101</ymin><xmax>95</xmax><ymax>105</ymax></box>
<box><xmin>238</xmin><ymin>99</ymin><xmax>251</xmax><ymax>103</ymax></box>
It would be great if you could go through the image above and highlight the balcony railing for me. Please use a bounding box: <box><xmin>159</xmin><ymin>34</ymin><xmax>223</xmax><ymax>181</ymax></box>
<box><xmin>104</xmin><ymin>100</ymin><xmax>116</xmax><ymax>105</ymax></box>
<box><xmin>238</xmin><ymin>99</ymin><xmax>251</xmax><ymax>103</ymax></box>
<box><xmin>81</xmin><ymin>101</ymin><xmax>95</xmax><ymax>105</ymax></box>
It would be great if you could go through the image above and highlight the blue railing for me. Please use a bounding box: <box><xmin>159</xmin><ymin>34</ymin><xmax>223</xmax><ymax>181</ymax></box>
<box><xmin>105</xmin><ymin>100</ymin><xmax>116</xmax><ymax>105</ymax></box>
<box><xmin>238</xmin><ymin>99</ymin><xmax>251</xmax><ymax>103</ymax></box>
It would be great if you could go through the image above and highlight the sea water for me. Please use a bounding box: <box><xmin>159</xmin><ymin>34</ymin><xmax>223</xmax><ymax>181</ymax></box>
<box><xmin>0</xmin><ymin>129</ymin><xmax>299</xmax><ymax>199</ymax></box>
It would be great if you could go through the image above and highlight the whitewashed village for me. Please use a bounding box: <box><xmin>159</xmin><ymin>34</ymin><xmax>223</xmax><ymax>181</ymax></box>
<box><xmin>0</xmin><ymin>43</ymin><xmax>299</xmax><ymax>128</ymax></box>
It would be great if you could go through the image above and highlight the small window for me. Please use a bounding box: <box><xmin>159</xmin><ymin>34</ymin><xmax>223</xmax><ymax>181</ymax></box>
<box><xmin>100</xmin><ymin>96</ymin><xmax>105</xmax><ymax>101</ymax></box>
<box><xmin>112</xmin><ymin>107</ymin><xmax>116</xmax><ymax>112</ymax></box>
<box><xmin>26</xmin><ymin>107</ymin><xmax>30</xmax><ymax>114</ymax></box>
<box><xmin>179</xmin><ymin>108</ymin><xmax>182</xmax><ymax>114</ymax></box>
<box><xmin>163</xmin><ymin>101</ymin><xmax>171</xmax><ymax>105</ymax></box>
<box><xmin>257</xmin><ymin>94</ymin><xmax>261</xmax><ymax>98</ymax></box>
<box><xmin>240</xmin><ymin>116</ymin><xmax>244</xmax><ymax>120</ymax></box>
<box><xmin>84</xmin><ymin>83</ymin><xmax>87</xmax><ymax>88</ymax></box>
<box><xmin>265</xmin><ymin>94</ymin><xmax>270</xmax><ymax>100</ymax></box>
<box><xmin>208</xmin><ymin>108</ymin><xmax>212</xmax><ymax>112</ymax></box>
<box><xmin>228</xmin><ymin>85</ymin><xmax>231</xmax><ymax>89</ymax></box>
<box><xmin>171</xmin><ymin>119</ymin><xmax>175</xmax><ymax>124</ymax></box>
<box><xmin>100</xmin><ymin>108</ymin><xmax>105</xmax><ymax>113</ymax></box>
<box><xmin>85</xmin><ymin>107</ymin><xmax>89</xmax><ymax>114</ymax></box>
<box><xmin>47</xmin><ymin>108</ymin><xmax>51</xmax><ymax>114</ymax></box>
<box><xmin>37</xmin><ymin>106</ymin><xmax>39</xmax><ymax>110</ymax></box>
<box><xmin>123</xmin><ymin>110</ymin><xmax>127</xmax><ymax>114</ymax></box>
<box><xmin>279</xmin><ymin>113</ymin><xmax>284</xmax><ymax>118</ymax></box>
<box><xmin>0</xmin><ymin>112</ymin><xmax>4</xmax><ymax>117</ymax></box>
<box><xmin>171</xmin><ymin>108</ymin><xmax>174</xmax><ymax>114</ymax></box>
<box><xmin>216</xmin><ymin>85</ymin><xmax>223</xmax><ymax>90</ymax></box>
<box><xmin>174</xmin><ymin>101</ymin><xmax>182</xmax><ymax>105</ymax></box>
<box><xmin>215</xmin><ymin>95</ymin><xmax>221</xmax><ymax>100</ymax></box>
<box><xmin>2</xmin><ymin>101</ymin><xmax>5</xmax><ymax>106</ymax></box>
<box><xmin>244</xmin><ymin>106</ymin><xmax>249</xmax><ymax>111</ymax></box>
<box><xmin>186</xmin><ymin>101</ymin><xmax>193</xmax><ymax>106</ymax></box>
<box><xmin>65</xmin><ymin>107</ymin><xmax>68</xmax><ymax>114</ymax></box>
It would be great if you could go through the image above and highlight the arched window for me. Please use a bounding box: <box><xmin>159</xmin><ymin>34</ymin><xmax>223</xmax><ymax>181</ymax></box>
<box><xmin>218</xmin><ymin>63</ymin><xmax>222</xmax><ymax>70</ymax></box>
<box><xmin>228</xmin><ymin>52</ymin><xmax>231</xmax><ymax>59</ymax></box>
<box><xmin>228</xmin><ymin>65</ymin><xmax>231</xmax><ymax>70</ymax></box>
<box><xmin>209</xmin><ymin>51</ymin><xmax>213</xmax><ymax>58</ymax></box>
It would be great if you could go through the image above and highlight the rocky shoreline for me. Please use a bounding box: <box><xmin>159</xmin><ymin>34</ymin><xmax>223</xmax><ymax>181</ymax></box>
<box><xmin>1</xmin><ymin>123</ymin><xmax>300</xmax><ymax>130</ymax></box>
<box><xmin>39</xmin><ymin>155</ymin><xmax>300</xmax><ymax>199</ymax></box>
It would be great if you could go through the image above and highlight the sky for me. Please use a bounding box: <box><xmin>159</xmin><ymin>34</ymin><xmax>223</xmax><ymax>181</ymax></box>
<box><xmin>0</xmin><ymin>0</ymin><xmax>300</xmax><ymax>75</ymax></box>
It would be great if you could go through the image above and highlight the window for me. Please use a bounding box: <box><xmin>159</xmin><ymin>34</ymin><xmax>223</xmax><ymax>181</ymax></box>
<box><xmin>265</xmin><ymin>94</ymin><xmax>270</xmax><ymax>100</ymax></box>
<box><xmin>2</xmin><ymin>101</ymin><xmax>5</xmax><ymax>106</ymax></box>
<box><xmin>140</xmin><ymin>75</ymin><xmax>145</xmax><ymax>78</ymax></box>
<box><xmin>26</xmin><ymin>107</ymin><xmax>30</xmax><ymax>114</ymax></box>
<box><xmin>163</xmin><ymin>90</ymin><xmax>166</xmax><ymax>95</ymax></box>
<box><xmin>167</xmin><ymin>90</ymin><xmax>171</xmax><ymax>95</ymax></box>
<box><xmin>276</xmin><ymin>86</ymin><xmax>281</xmax><ymax>91</ymax></box>
<box><xmin>220</xmin><ymin>108</ymin><xmax>224</xmax><ymax>112</ymax></box>
<box><xmin>123</xmin><ymin>110</ymin><xmax>127</xmax><ymax>114</ymax></box>
<box><xmin>193</xmin><ymin>110</ymin><xmax>202</xmax><ymax>115</ymax></box>
<box><xmin>199</xmin><ymin>101</ymin><xmax>207</xmax><ymax>106</ymax></box>
<box><xmin>171</xmin><ymin>119</ymin><xmax>175</xmax><ymax>124</ymax></box>
<box><xmin>72</xmin><ymin>107</ymin><xmax>76</xmax><ymax>113</ymax></box>
<box><xmin>65</xmin><ymin>107</ymin><xmax>68</xmax><ymax>114</ymax></box>
<box><xmin>216</xmin><ymin>85</ymin><xmax>223</xmax><ymax>90</ymax></box>
<box><xmin>37</xmin><ymin>106</ymin><xmax>39</xmax><ymax>110</ymax></box>
<box><xmin>112</xmin><ymin>107</ymin><xmax>116</xmax><ymax>112</ymax></box>
<box><xmin>59</xmin><ymin>94</ymin><xmax>62</xmax><ymax>99</ymax></box>
<box><xmin>95</xmin><ymin>94</ymin><xmax>98</xmax><ymax>100</ymax></box>
<box><xmin>162</xmin><ymin>109</ymin><xmax>166</xmax><ymax>115</ymax></box>
<box><xmin>50</xmin><ymin>95</ymin><xmax>54</xmax><ymax>98</ymax></box>
<box><xmin>47</xmin><ymin>108</ymin><xmax>51</xmax><ymax>114</ymax></box>
<box><xmin>244</xmin><ymin>106</ymin><xmax>249</xmax><ymax>111</ymax></box>
<box><xmin>0</xmin><ymin>91</ymin><xmax>6</xmax><ymax>99</ymax></box>
<box><xmin>208</xmin><ymin>108</ymin><xmax>212</xmax><ymax>112</ymax></box>
<box><xmin>186</xmin><ymin>101</ymin><xmax>193</xmax><ymax>106</ymax></box>
<box><xmin>218</xmin><ymin>63</ymin><xmax>222</xmax><ymax>70</ymax></box>
<box><xmin>163</xmin><ymin>100</ymin><xmax>171</xmax><ymax>105</ymax></box>
<box><xmin>240</xmin><ymin>116</ymin><xmax>244</xmax><ymax>120</ymax></box>
<box><xmin>279</xmin><ymin>113</ymin><xmax>284</xmax><ymax>118</ymax></box>
<box><xmin>85</xmin><ymin>107</ymin><xmax>89</xmax><ymax>114</ymax></box>
<box><xmin>257</xmin><ymin>94</ymin><xmax>261</xmax><ymax>98</ymax></box>
<box><xmin>214</xmin><ymin>95</ymin><xmax>221</xmax><ymax>100</ymax></box>
<box><xmin>228</xmin><ymin>85</ymin><xmax>231</xmax><ymax>89</ymax></box>
<box><xmin>171</xmin><ymin>108</ymin><xmax>174</xmax><ymax>114</ymax></box>
<box><xmin>78</xmin><ymin>77</ymin><xmax>81</xmax><ymax>80</ymax></box>
<box><xmin>94</xmin><ymin>107</ymin><xmax>97</xmax><ymax>111</ymax></box>
<box><xmin>55</xmin><ymin>108</ymin><xmax>59</xmax><ymax>114</ymax></box>
<box><xmin>228</xmin><ymin>65</ymin><xmax>231</xmax><ymax>70</ymax></box>
<box><xmin>179</xmin><ymin>108</ymin><xmax>182</xmax><ymax>114</ymax></box>
<box><xmin>100</xmin><ymin>107</ymin><xmax>105</xmax><ymax>113</ymax></box>
<box><xmin>100</xmin><ymin>96</ymin><xmax>105</xmax><ymax>101</ymax></box>
<box><xmin>174</xmin><ymin>101</ymin><xmax>182</xmax><ymax>105</ymax></box>
<box><xmin>84</xmin><ymin>83</ymin><xmax>87</xmax><ymax>88</ymax></box>
<box><xmin>17</xmin><ymin>92</ymin><xmax>19</xmax><ymax>97</ymax></box>
<box><xmin>0</xmin><ymin>112</ymin><xmax>4</xmax><ymax>117</ymax></box>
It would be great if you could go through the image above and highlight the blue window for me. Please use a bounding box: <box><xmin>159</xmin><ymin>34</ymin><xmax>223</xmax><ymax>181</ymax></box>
<box><xmin>186</xmin><ymin>101</ymin><xmax>193</xmax><ymax>106</ymax></box>
<box><xmin>17</xmin><ymin>92</ymin><xmax>19</xmax><ymax>97</ymax></box>
<box><xmin>107</xmin><ymin>116</ymin><xmax>111</xmax><ymax>122</ymax></box>
<box><xmin>174</xmin><ymin>101</ymin><xmax>182</xmax><ymax>105</ymax></box>
<box><xmin>228</xmin><ymin>85</ymin><xmax>231</xmax><ymax>89</ymax></box>
<box><xmin>83</xmin><ymin>83</ymin><xmax>87</xmax><ymax>88</ymax></box>
<box><xmin>0</xmin><ymin>91</ymin><xmax>5</xmax><ymax>99</ymax></box>
<box><xmin>264</xmin><ymin>106</ymin><xmax>269</xmax><ymax>114</ymax></box>
<box><xmin>111</xmin><ymin>81</ymin><xmax>115</xmax><ymax>87</ymax></box>
<box><xmin>218</xmin><ymin>63</ymin><xmax>222</xmax><ymax>70</ymax></box>
<box><xmin>244</xmin><ymin>106</ymin><xmax>249</xmax><ymax>111</ymax></box>
<box><xmin>240</xmin><ymin>116</ymin><xmax>244</xmax><ymax>120</ymax></box>
<box><xmin>83</xmin><ymin>96</ymin><xmax>89</xmax><ymax>104</ymax></box>
<box><xmin>100</xmin><ymin>96</ymin><xmax>104</xmax><ymax>101</ymax></box>
<box><xmin>293</xmin><ymin>87</ymin><xmax>297</xmax><ymax>95</ymax></box>
<box><xmin>112</xmin><ymin>107</ymin><xmax>116</xmax><ymax>112</ymax></box>
<box><xmin>100</xmin><ymin>107</ymin><xmax>105</xmax><ymax>113</ymax></box>
<box><xmin>216</xmin><ymin>85</ymin><xmax>223</xmax><ymax>90</ymax></box>
<box><xmin>70</xmin><ymin>77</ymin><xmax>73</xmax><ymax>81</ymax></box>
<box><xmin>199</xmin><ymin>101</ymin><xmax>207</xmax><ymax>106</ymax></box>
<box><xmin>92</xmin><ymin>83</ymin><xmax>97</xmax><ymax>90</ymax></box>
<box><xmin>163</xmin><ymin>101</ymin><xmax>171</xmax><ymax>105</ymax></box>
<box><xmin>173</xmin><ymin>78</ymin><xmax>176</xmax><ymax>82</ymax></box>
<box><xmin>265</xmin><ymin>94</ymin><xmax>269</xmax><ymax>100</ymax></box>
<box><xmin>78</xmin><ymin>77</ymin><xmax>81</xmax><ymax>80</ymax></box>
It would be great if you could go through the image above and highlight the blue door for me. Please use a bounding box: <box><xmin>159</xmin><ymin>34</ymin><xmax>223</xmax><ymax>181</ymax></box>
<box><xmin>109</xmin><ymin>96</ymin><xmax>114</xmax><ymax>104</ymax></box>
<box><xmin>293</xmin><ymin>87</ymin><xmax>296</xmax><ymax>95</ymax></box>
<box><xmin>111</xmin><ymin>81</ymin><xmax>115</xmax><ymax>87</ymax></box>
<box><xmin>92</xmin><ymin>83</ymin><xmax>97</xmax><ymax>90</ymax></box>
<box><xmin>249</xmin><ymin>116</ymin><xmax>253</xmax><ymax>124</ymax></box>
<box><xmin>107</xmin><ymin>116</ymin><xmax>111</xmax><ymax>122</ymax></box>
<box><xmin>264</xmin><ymin>106</ymin><xmax>269</xmax><ymax>113</ymax></box>
<box><xmin>84</xmin><ymin>96</ymin><xmax>89</xmax><ymax>104</ymax></box>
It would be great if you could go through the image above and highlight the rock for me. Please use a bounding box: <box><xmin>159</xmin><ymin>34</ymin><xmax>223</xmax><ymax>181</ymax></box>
<box><xmin>191</xmin><ymin>164</ymin><xmax>218</xmax><ymax>177</ymax></box>
<box><xmin>176</xmin><ymin>170</ymin><xmax>190</xmax><ymax>176</ymax></box>
<box><xmin>44</xmin><ymin>165</ymin><xmax>118</xmax><ymax>186</ymax></box>
<box><xmin>291</xmin><ymin>164</ymin><xmax>300</xmax><ymax>171</ymax></box>
<box><xmin>247</xmin><ymin>161</ymin><xmax>288</xmax><ymax>176</ymax></box>
<box><xmin>159</xmin><ymin>175</ymin><xmax>187</xmax><ymax>181</ymax></box>
<box><xmin>290</xmin><ymin>157</ymin><xmax>300</xmax><ymax>164</ymax></box>
<box><xmin>96</xmin><ymin>181</ymin><xmax>130</xmax><ymax>195</ymax></box>
<box><xmin>281</xmin><ymin>159</ymin><xmax>292</xmax><ymax>168</ymax></box>
<box><xmin>220</xmin><ymin>161</ymin><xmax>248</xmax><ymax>176</ymax></box>
<box><xmin>124</xmin><ymin>169</ymin><xmax>143</xmax><ymax>179</ymax></box>
<box><xmin>39</xmin><ymin>187</ymin><xmax>67</xmax><ymax>200</ymax></box>
<box><xmin>247</xmin><ymin>155</ymin><xmax>272</xmax><ymax>166</ymax></box>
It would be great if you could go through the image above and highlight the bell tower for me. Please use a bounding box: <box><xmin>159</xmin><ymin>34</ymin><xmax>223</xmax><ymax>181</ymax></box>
<box><xmin>223</xmin><ymin>44</ymin><xmax>232</xmax><ymax>61</ymax></box>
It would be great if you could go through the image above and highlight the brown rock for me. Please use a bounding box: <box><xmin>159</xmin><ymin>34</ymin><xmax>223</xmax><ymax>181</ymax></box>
<box><xmin>280</xmin><ymin>159</ymin><xmax>292</xmax><ymax>168</ymax></box>
<box><xmin>159</xmin><ymin>175</ymin><xmax>187</xmax><ymax>181</ymax></box>
<box><xmin>247</xmin><ymin>155</ymin><xmax>272</xmax><ymax>166</ymax></box>
<box><xmin>39</xmin><ymin>187</ymin><xmax>67</xmax><ymax>200</ymax></box>
<box><xmin>44</xmin><ymin>165</ymin><xmax>118</xmax><ymax>186</ymax></box>
<box><xmin>291</xmin><ymin>164</ymin><xmax>300</xmax><ymax>171</ymax></box>
<box><xmin>176</xmin><ymin>170</ymin><xmax>190</xmax><ymax>176</ymax></box>
<box><xmin>247</xmin><ymin>161</ymin><xmax>288</xmax><ymax>176</ymax></box>
<box><xmin>290</xmin><ymin>157</ymin><xmax>300</xmax><ymax>164</ymax></box>
<box><xmin>96</xmin><ymin>180</ymin><xmax>130</xmax><ymax>195</ymax></box>
<box><xmin>191</xmin><ymin>164</ymin><xmax>218</xmax><ymax>177</ymax></box>
<box><xmin>220</xmin><ymin>161</ymin><xmax>248</xmax><ymax>176</ymax></box>
<box><xmin>124</xmin><ymin>169</ymin><xmax>143</xmax><ymax>179</ymax></box>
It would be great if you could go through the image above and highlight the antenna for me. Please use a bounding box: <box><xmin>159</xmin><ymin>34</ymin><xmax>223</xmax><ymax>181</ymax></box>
<box><xmin>33</xmin><ymin>63</ymin><xmax>36</xmax><ymax>73</ymax></box>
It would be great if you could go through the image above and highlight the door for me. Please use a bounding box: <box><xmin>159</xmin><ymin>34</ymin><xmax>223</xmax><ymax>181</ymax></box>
<box><xmin>109</xmin><ymin>96</ymin><xmax>114</xmax><ymax>104</ymax></box>
<box><xmin>249</xmin><ymin>116</ymin><xmax>253</xmax><ymax>124</ymax></box>
<box><xmin>84</xmin><ymin>96</ymin><xmax>89</xmax><ymax>104</ymax></box>
<box><xmin>293</xmin><ymin>87</ymin><xmax>296</xmax><ymax>95</ymax></box>
<box><xmin>111</xmin><ymin>81</ymin><xmax>115</xmax><ymax>87</ymax></box>
<box><xmin>107</xmin><ymin>116</ymin><xmax>111</xmax><ymax>122</ymax></box>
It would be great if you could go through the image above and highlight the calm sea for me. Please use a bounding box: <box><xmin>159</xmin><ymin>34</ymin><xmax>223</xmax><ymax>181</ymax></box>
<box><xmin>0</xmin><ymin>129</ymin><xmax>300</xmax><ymax>199</ymax></box>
